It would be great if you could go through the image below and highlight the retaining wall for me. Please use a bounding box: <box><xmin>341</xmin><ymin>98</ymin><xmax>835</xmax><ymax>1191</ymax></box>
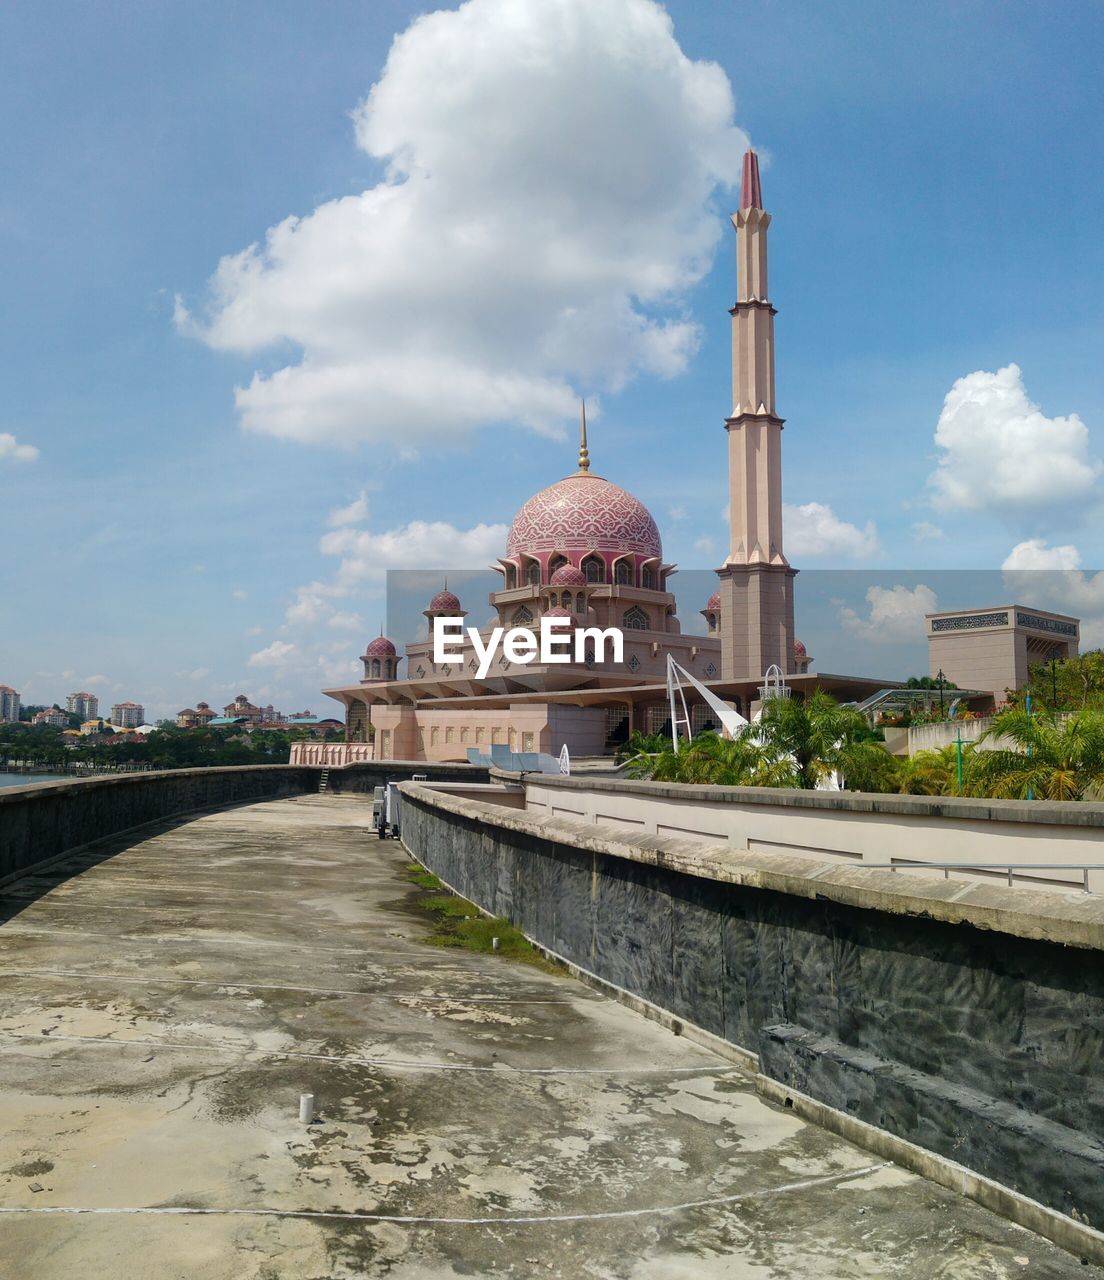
<box><xmin>525</xmin><ymin>774</ymin><xmax>1104</xmax><ymax>891</ymax></box>
<box><xmin>0</xmin><ymin>766</ymin><xmax>315</xmax><ymax>883</ymax></box>
<box><xmin>401</xmin><ymin>781</ymin><xmax>1104</xmax><ymax>1259</ymax></box>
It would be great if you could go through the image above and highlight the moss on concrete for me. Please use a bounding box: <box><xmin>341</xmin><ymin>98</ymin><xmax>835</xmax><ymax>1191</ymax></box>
<box><xmin>404</xmin><ymin>864</ymin><xmax>563</xmax><ymax>973</ymax></box>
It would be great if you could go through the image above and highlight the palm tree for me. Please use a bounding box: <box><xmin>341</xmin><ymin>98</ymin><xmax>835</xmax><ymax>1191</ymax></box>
<box><xmin>896</xmin><ymin>746</ymin><xmax>963</xmax><ymax>796</ymax></box>
<box><xmin>755</xmin><ymin>690</ymin><xmax>873</xmax><ymax>790</ymax></box>
<box><xmin>971</xmin><ymin>706</ymin><xmax>1104</xmax><ymax>800</ymax></box>
<box><xmin>615</xmin><ymin>729</ymin><xmax>669</xmax><ymax>766</ymax></box>
<box><xmin>626</xmin><ymin>730</ymin><xmax>794</xmax><ymax>787</ymax></box>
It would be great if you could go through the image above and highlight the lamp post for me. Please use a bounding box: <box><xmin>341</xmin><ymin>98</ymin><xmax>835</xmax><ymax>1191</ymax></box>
<box><xmin>936</xmin><ymin>668</ymin><xmax>946</xmax><ymax>718</ymax></box>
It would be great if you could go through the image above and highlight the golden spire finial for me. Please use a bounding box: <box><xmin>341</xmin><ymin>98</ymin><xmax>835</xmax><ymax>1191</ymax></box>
<box><xmin>577</xmin><ymin>400</ymin><xmax>590</xmax><ymax>473</ymax></box>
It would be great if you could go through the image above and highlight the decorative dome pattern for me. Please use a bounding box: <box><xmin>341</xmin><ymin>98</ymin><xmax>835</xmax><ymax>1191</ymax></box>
<box><xmin>794</xmin><ymin>639</ymin><xmax>807</xmax><ymax>658</ymax></box>
<box><xmin>706</xmin><ymin>591</ymin><xmax>721</xmax><ymax>610</ymax></box>
<box><xmin>542</xmin><ymin>606</ymin><xmax>578</xmax><ymax>627</ymax></box>
<box><xmin>365</xmin><ymin>635</ymin><xmax>397</xmax><ymax>657</ymax></box>
<box><xmin>427</xmin><ymin>589</ymin><xmax>461</xmax><ymax>613</ymax></box>
<box><xmin>507</xmin><ymin>474</ymin><xmax>661</xmax><ymax>560</ymax></box>
<box><xmin>550</xmin><ymin>565</ymin><xmax>588</xmax><ymax>586</ymax></box>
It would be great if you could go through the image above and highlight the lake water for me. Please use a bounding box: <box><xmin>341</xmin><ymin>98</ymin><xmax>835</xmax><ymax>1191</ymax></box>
<box><xmin>0</xmin><ymin>773</ymin><xmax>67</xmax><ymax>788</ymax></box>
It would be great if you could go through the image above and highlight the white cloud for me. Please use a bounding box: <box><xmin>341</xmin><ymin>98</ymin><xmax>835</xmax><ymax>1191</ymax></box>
<box><xmin>248</xmin><ymin>640</ymin><xmax>298</xmax><ymax>668</ymax></box>
<box><xmin>840</xmin><ymin>583</ymin><xmax>938</xmax><ymax>643</ymax></box>
<box><xmin>782</xmin><ymin>502</ymin><xmax>880</xmax><ymax>560</ymax></box>
<box><xmin>327</xmin><ymin>611</ymin><xmax>365</xmax><ymax>632</ymax></box>
<box><xmin>179</xmin><ymin>0</ymin><xmax>745</xmax><ymax>448</ymax></box>
<box><xmin>232</xmin><ymin>589</ymin><xmax>248</xmax><ymax>601</ymax></box>
<box><xmin>0</xmin><ymin>433</ymin><xmax>39</xmax><ymax>463</ymax></box>
<box><xmin>693</xmin><ymin>534</ymin><xmax>716</xmax><ymax>555</ymax></box>
<box><xmin>911</xmin><ymin>521</ymin><xmax>945</xmax><ymax>542</ymax></box>
<box><xmin>328</xmin><ymin>493</ymin><xmax>370</xmax><ymax>527</ymax></box>
<box><xmin>668</xmin><ymin>504</ymin><xmax>687</xmax><ymax>522</ymax></box>
<box><xmin>928</xmin><ymin>364</ymin><xmax>1101</xmax><ymax>513</ymax></box>
<box><xmin>1001</xmin><ymin>539</ymin><xmax>1104</xmax><ymax>619</ymax></box>
<box><xmin>1001</xmin><ymin>538</ymin><xmax>1082</xmax><ymax>572</ymax></box>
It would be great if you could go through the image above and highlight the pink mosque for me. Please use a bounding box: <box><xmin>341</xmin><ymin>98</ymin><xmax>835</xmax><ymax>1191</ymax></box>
<box><xmin>311</xmin><ymin>151</ymin><xmax>889</xmax><ymax>764</ymax></box>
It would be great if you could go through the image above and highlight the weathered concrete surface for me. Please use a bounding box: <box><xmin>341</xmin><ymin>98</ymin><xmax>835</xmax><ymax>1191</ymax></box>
<box><xmin>0</xmin><ymin>798</ymin><xmax>1093</xmax><ymax>1278</ymax></box>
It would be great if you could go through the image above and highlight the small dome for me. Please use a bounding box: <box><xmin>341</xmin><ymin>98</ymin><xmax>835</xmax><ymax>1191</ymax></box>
<box><xmin>365</xmin><ymin>634</ymin><xmax>397</xmax><ymax>657</ymax></box>
<box><xmin>428</xmin><ymin>589</ymin><xmax>461</xmax><ymax>612</ymax></box>
<box><xmin>550</xmin><ymin>565</ymin><xmax>587</xmax><ymax>586</ymax></box>
<box><xmin>706</xmin><ymin>591</ymin><xmax>721</xmax><ymax>610</ymax></box>
<box><xmin>507</xmin><ymin>473</ymin><xmax>661</xmax><ymax>560</ymax></box>
<box><xmin>794</xmin><ymin>638</ymin><xmax>807</xmax><ymax>658</ymax></box>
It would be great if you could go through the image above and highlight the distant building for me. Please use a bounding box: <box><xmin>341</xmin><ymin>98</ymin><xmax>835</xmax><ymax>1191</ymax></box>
<box><xmin>0</xmin><ymin>685</ymin><xmax>20</xmax><ymax>723</ymax></box>
<box><xmin>80</xmin><ymin>718</ymin><xmax>112</xmax><ymax>736</ymax></box>
<box><xmin>221</xmin><ymin>694</ymin><xmax>263</xmax><ymax>725</ymax></box>
<box><xmin>32</xmin><ymin>707</ymin><xmax>68</xmax><ymax>729</ymax></box>
<box><xmin>927</xmin><ymin>605</ymin><xmax>1079</xmax><ymax>702</ymax></box>
<box><xmin>67</xmin><ymin>691</ymin><xmax>98</xmax><ymax>720</ymax></box>
<box><xmin>111</xmin><ymin>701</ymin><xmax>145</xmax><ymax>729</ymax></box>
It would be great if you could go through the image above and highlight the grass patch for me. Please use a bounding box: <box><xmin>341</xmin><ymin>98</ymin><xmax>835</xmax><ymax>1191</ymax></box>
<box><xmin>404</xmin><ymin>863</ymin><xmax>442</xmax><ymax>891</ymax></box>
<box><xmin>403</xmin><ymin>864</ymin><xmax>562</xmax><ymax>973</ymax></box>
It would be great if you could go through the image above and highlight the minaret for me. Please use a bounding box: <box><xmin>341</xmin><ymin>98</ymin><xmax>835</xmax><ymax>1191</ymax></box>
<box><xmin>716</xmin><ymin>149</ymin><xmax>797</xmax><ymax>679</ymax></box>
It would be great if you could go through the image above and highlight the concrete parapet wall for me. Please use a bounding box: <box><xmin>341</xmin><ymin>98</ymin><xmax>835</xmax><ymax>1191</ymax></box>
<box><xmin>524</xmin><ymin>775</ymin><xmax>1104</xmax><ymax>891</ymax></box>
<box><xmin>0</xmin><ymin>766</ymin><xmax>315</xmax><ymax>883</ymax></box>
<box><xmin>400</xmin><ymin>781</ymin><xmax>1104</xmax><ymax>1248</ymax></box>
<box><xmin>321</xmin><ymin>761</ymin><xmax>489</xmax><ymax>795</ymax></box>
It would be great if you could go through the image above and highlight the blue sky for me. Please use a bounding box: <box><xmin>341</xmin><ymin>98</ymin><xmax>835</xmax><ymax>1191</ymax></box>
<box><xmin>2</xmin><ymin>0</ymin><xmax>1102</xmax><ymax>719</ymax></box>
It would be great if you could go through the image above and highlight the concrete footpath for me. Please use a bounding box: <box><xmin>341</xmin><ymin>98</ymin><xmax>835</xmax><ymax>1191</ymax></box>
<box><xmin>0</xmin><ymin>795</ymin><xmax>1094</xmax><ymax>1278</ymax></box>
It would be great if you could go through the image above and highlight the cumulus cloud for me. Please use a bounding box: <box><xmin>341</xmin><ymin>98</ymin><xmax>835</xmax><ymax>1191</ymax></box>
<box><xmin>328</xmin><ymin>493</ymin><xmax>370</xmax><ymax>527</ymax></box>
<box><xmin>911</xmin><ymin>521</ymin><xmax>945</xmax><ymax>543</ymax></box>
<box><xmin>782</xmin><ymin>502</ymin><xmax>879</xmax><ymax>560</ymax></box>
<box><xmin>1001</xmin><ymin>538</ymin><xmax>1082</xmax><ymax>572</ymax></box>
<box><xmin>840</xmin><ymin>584</ymin><xmax>938</xmax><ymax>643</ymax></box>
<box><xmin>178</xmin><ymin>0</ymin><xmax>745</xmax><ymax>447</ymax></box>
<box><xmin>248</xmin><ymin>640</ymin><xmax>298</xmax><ymax>668</ymax></box>
<box><xmin>928</xmin><ymin>364</ymin><xmax>1101</xmax><ymax>513</ymax></box>
<box><xmin>0</xmin><ymin>433</ymin><xmax>39</xmax><ymax>463</ymax></box>
<box><xmin>1001</xmin><ymin>539</ymin><xmax>1104</xmax><ymax>620</ymax></box>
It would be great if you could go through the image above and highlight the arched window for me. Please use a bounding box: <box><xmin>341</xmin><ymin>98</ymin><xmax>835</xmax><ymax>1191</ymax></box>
<box><xmin>582</xmin><ymin>555</ymin><xmax>604</xmax><ymax>583</ymax></box>
<box><xmin>504</xmin><ymin>564</ymin><xmax>516</xmax><ymax>589</ymax></box>
<box><xmin>511</xmin><ymin>605</ymin><xmax>534</xmax><ymax>625</ymax></box>
<box><xmin>641</xmin><ymin>566</ymin><xmax>656</xmax><ymax>590</ymax></box>
<box><xmin>614</xmin><ymin>560</ymin><xmax>633</xmax><ymax>586</ymax></box>
<box><xmin>370</xmin><ymin>659</ymin><xmax>381</xmax><ymax>677</ymax></box>
<box><xmin>574</xmin><ymin>592</ymin><xmax>586</xmax><ymax>615</ymax></box>
<box><xmin>548</xmin><ymin>553</ymin><xmax>568</xmax><ymax>576</ymax></box>
<box><xmin>526</xmin><ymin>561</ymin><xmax>540</xmax><ymax>586</ymax></box>
<box><xmin>548</xmin><ymin>592</ymin><xmax>560</xmax><ymax>608</ymax></box>
<box><xmin>623</xmin><ymin>606</ymin><xmax>650</xmax><ymax>630</ymax></box>
<box><xmin>707</xmin><ymin>613</ymin><xmax>717</xmax><ymax>632</ymax></box>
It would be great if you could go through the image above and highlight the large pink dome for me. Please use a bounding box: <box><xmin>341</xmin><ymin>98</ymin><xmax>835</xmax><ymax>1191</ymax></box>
<box><xmin>506</xmin><ymin>474</ymin><xmax>661</xmax><ymax>560</ymax></box>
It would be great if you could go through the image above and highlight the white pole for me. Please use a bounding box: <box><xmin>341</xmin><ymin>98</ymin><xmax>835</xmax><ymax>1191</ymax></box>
<box><xmin>299</xmin><ymin>1093</ymin><xmax>315</xmax><ymax>1124</ymax></box>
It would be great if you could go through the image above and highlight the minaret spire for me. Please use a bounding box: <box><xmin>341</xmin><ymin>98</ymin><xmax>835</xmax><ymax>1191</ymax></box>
<box><xmin>741</xmin><ymin>148</ymin><xmax>763</xmax><ymax>211</ymax></box>
<box><xmin>577</xmin><ymin>400</ymin><xmax>590</xmax><ymax>473</ymax></box>
<box><xmin>716</xmin><ymin>146</ymin><xmax>797</xmax><ymax>680</ymax></box>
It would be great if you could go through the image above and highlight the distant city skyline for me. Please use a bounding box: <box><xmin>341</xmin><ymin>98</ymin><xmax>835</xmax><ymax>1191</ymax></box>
<box><xmin>2</xmin><ymin>0</ymin><xmax>1102</xmax><ymax>719</ymax></box>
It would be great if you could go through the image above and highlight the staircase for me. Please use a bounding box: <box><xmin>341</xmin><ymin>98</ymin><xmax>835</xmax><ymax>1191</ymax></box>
<box><xmin>318</xmin><ymin>768</ymin><xmax>330</xmax><ymax>795</ymax></box>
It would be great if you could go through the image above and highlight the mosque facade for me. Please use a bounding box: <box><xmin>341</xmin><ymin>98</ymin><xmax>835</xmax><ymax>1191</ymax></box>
<box><xmin>312</xmin><ymin>150</ymin><xmax>888</xmax><ymax>764</ymax></box>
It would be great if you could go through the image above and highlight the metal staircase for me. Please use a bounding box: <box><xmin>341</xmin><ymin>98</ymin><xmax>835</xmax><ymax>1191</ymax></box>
<box><xmin>318</xmin><ymin>768</ymin><xmax>330</xmax><ymax>794</ymax></box>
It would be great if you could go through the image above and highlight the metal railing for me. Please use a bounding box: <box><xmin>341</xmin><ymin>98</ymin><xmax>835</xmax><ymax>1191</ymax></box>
<box><xmin>859</xmin><ymin>861</ymin><xmax>1104</xmax><ymax>894</ymax></box>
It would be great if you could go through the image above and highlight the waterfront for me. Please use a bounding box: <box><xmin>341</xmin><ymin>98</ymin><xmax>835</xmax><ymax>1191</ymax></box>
<box><xmin>0</xmin><ymin>773</ymin><xmax>63</xmax><ymax>789</ymax></box>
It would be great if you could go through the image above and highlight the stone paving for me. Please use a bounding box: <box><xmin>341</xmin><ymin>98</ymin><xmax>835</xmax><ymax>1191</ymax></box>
<box><xmin>0</xmin><ymin>795</ymin><xmax>1095</xmax><ymax>1278</ymax></box>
